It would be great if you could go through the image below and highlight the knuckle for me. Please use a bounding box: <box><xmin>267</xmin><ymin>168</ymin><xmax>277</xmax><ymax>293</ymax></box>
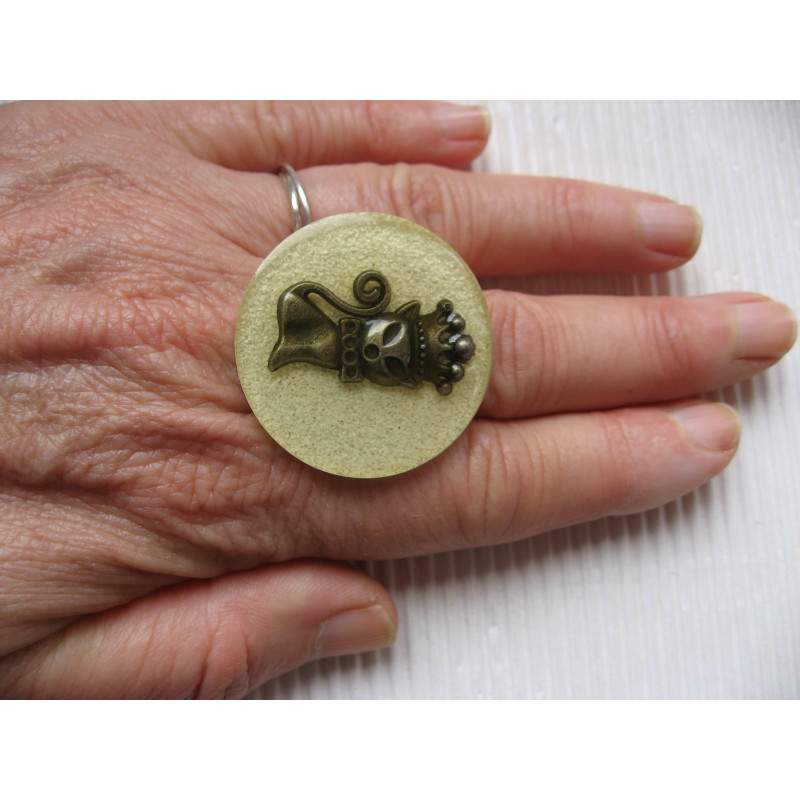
<box><xmin>455</xmin><ymin>424</ymin><xmax>504</xmax><ymax>544</ymax></box>
<box><xmin>0</xmin><ymin>224</ymin><xmax>24</xmax><ymax>269</ymax></box>
<box><xmin>193</xmin><ymin>606</ymin><xmax>257</xmax><ymax>699</ymax></box>
<box><xmin>646</xmin><ymin>302</ymin><xmax>699</xmax><ymax>379</ymax></box>
<box><xmin>1</xmin><ymin>136</ymin><xmax>138</xmax><ymax>222</ymax></box>
<box><xmin>596</xmin><ymin>411</ymin><xmax>638</xmax><ymax>511</ymax></box>
<box><xmin>251</xmin><ymin>459</ymin><xmax>317</xmax><ymax>561</ymax></box>
<box><xmin>0</xmin><ymin>102</ymin><xmax>64</xmax><ymax>159</ymax></box>
<box><xmin>261</xmin><ymin>100</ymin><xmax>307</xmax><ymax>166</ymax></box>
<box><xmin>360</xmin><ymin>100</ymin><xmax>394</xmax><ymax>158</ymax></box>
<box><xmin>545</xmin><ymin>179</ymin><xmax>596</xmax><ymax>256</ymax></box>
<box><xmin>454</xmin><ymin>423</ymin><xmax>535</xmax><ymax>546</ymax></box>
<box><xmin>485</xmin><ymin>293</ymin><xmax>525</xmax><ymax>416</ymax></box>
<box><xmin>383</xmin><ymin>164</ymin><xmax>449</xmax><ymax>231</ymax></box>
<box><xmin>485</xmin><ymin>293</ymin><xmax>566</xmax><ymax>416</ymax></box>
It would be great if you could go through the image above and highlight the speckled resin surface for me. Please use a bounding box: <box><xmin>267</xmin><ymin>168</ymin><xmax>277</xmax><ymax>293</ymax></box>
<box><xmin>235</xmin><ymin>213</ymin><xmax>492</xmax><ymax>478</ymax></box>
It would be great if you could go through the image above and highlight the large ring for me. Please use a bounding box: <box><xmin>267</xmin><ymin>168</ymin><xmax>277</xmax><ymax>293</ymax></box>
<box><xmin>239</xmin><ymin>167</ymin><xmax>492</xmax><ymax>477</ymax></box>
<box><xmin>235</xmin><ymin>212</ymin><xmax>493</xmax><ymax>478</ymax></box>
<box><xmin>277</xmin><ymin>164</ymin><xmax>312</xmax><ymax>232</ymax></box>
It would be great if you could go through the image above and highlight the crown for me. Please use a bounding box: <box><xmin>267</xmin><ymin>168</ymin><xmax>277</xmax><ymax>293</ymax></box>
<box><xmin>413</xmin><ymin>299</ymin><xmax>476</xmax><ymax>395</ymax></box>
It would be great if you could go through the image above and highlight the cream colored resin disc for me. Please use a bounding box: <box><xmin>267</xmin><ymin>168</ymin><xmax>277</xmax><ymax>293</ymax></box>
<box><xmin>235</xmin><ymin>213</ymin><xmax>492</xmax><ymax>478</ymax></box>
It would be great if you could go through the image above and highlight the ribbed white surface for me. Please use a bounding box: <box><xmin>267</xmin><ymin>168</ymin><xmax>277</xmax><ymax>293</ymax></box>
<box><xmin>252</xmin><ymin>101</ymin><xmax>800</xmax><ymax>700</ymax></box>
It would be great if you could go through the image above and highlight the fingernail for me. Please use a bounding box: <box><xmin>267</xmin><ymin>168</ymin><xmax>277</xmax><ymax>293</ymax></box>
<box><xmin>431</xmin><ymin>103</ymin><xmax>492</xmax><ymax>140</ymax></box>
<box><xmin>637</xmin><ymin>202</ymin><xmax>702</xmax><ymax>257</ymax></box>
<box><xmin>732</xmin><ymin>300</ymin><xmax>797</xmax><ymax>359</ymax></box>
<box><xmin>669</xmin><ymin>402</ymin><xmax>741</xmax><ymax>452</ymax></box>
<box><xmin>316</xmin><ymin>604</ymin><xmax>397</xmax><ymax>659</ymax></box>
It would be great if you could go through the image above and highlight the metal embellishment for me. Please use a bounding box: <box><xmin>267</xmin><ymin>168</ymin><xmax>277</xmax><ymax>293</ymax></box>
<box><xmin>269</xmin><ymin>270</ymin><xmax>475</xmax><ymax>395</ymax></box>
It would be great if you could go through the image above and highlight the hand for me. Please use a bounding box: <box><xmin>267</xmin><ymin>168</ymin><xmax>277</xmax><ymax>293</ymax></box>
<box><xmin>0</xmin><ymin>101</ymin><xmax>794</xmax><ymax>698</ymax></box>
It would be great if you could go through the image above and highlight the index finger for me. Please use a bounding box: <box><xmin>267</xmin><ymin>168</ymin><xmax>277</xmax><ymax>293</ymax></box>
<box><xmin>2</xmin><ymin>100</ymin><xmax>492</xmax><ymax>172</ymax></box>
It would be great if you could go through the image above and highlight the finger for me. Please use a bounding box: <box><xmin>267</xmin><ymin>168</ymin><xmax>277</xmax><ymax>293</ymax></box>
<box><xmin>0</xmin><ymin>560</ymin><xmax>397</xmax><ymax>699</ymax></box>
<box><xmin>155</xmin><ymin>100</ymin><xmax>491</xmax><ymax>169</ymax></box>
<box><xmin>481</xmin><ymin>291</ymin><xmax>798</xmax><ymax>418</ymax></box>
<box><xmin>448</xmin><ymin>401</ymin><xmax>741</xmax><ymax>547</ymax></box>
<box><xmin>257</xmin><ymin>163</ymin><xmax>703</xmax><ymax>275</ymax></box>
<box><xmin>286</xmin><ymin>400</ymin><xmax>741</xmax><ymax>561</ymax></box>
<box><xmin>8</xmin><ymin>101</ymin><xmax>491</xmax><ymax>172</ymax></box>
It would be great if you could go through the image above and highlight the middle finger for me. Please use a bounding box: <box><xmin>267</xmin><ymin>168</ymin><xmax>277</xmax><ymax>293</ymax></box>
<box><xmin>480</xmin><ymin>290</ymin><xmax>797</xmax><ymax>419</ymax></box>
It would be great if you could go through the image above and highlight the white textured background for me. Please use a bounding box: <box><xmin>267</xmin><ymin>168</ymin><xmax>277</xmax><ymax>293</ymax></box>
<box><xmin>251</xmin><ymin>101</ymin><xmax>799</xmax><ymax>700</ymax></box>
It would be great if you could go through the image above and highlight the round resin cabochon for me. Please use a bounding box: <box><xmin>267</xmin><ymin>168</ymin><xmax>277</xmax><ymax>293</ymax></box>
<box><xmin>235</xmin><ymin>213</ymin><xmax>492</xmax><ymax>478</ymax></box>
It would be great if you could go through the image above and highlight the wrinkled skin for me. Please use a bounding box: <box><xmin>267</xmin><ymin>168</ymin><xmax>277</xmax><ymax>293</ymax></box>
<box><xmin>0</xmin><ymin>101</ymin><xmax>794</xmax><ymax>697</ymax></box>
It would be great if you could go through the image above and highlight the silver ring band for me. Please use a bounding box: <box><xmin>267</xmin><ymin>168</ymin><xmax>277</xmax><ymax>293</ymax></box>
<box><xmin>277</xmin><ymin>164</ymin><xmax>312</xmax><ymax>232</ymax></box>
